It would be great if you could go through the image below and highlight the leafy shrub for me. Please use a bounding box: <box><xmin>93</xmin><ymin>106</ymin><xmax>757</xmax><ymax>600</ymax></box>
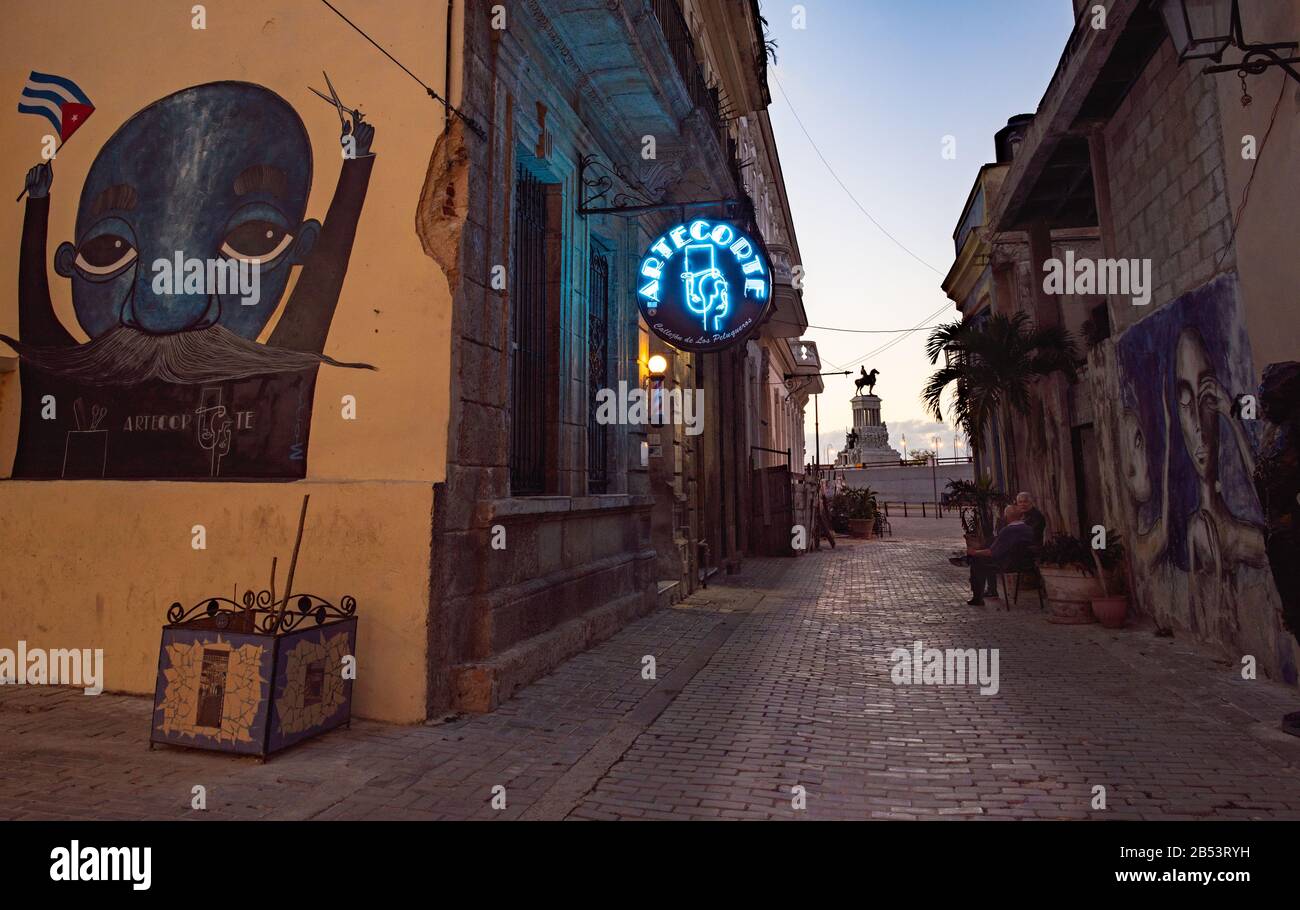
<box><xmin>1095</xmin><ymin>533</ymin><xmax>1125</xmax><ymax>572</ymax></box>
<box><xmin>832</xmin><ymin>487</ymin><xmax>877</xmax><ymax>524</ymax></box>
<box><xmin>1038</xmin><ymin>533</ymin><xmax>1095</xmax><ymax>571</ymax></box>
<box><xmin>946</xmin><ymin>476</ymin><xmax>1007</xmax><ymax>543</ymax></box>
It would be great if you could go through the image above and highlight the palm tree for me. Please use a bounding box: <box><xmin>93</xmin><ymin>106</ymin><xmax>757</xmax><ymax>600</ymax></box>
<box><xmin>921</xmin><ymin>313</ymin><xmax>1079</xmax><ymax>479</ymax></box>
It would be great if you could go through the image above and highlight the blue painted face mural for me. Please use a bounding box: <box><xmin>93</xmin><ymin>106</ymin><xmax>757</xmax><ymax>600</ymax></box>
<box><xmin>1114</xmin><ymin>274</ymin><xmax>1294</xmax><ymax>683</ymax></box>
<box><xmin>55</xmin><ymin>83</ymin><xmax>318</xmax><ymax>338</ymax></box>
<box><xmin>636</xmin><ymin>219</ymin><xmax>770</xmax><ymax>352</ymax></box>
<box><xmin>4</xmin><ymin>80</ymin><xmax>376</xmax><ymax>480</ymax></box>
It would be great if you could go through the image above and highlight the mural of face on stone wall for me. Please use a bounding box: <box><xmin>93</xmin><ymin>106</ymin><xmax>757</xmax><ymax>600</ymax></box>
<box><xmin>4</xmin><ymin>81</ymin><xmax>376</xmax><ymax>479</ymax></box>
<box><xmin>1116</xmin><ymin>274</ymin><xmax>1288</xmax><ymax>678</ymax></box>
<box><xmin>1119</xmin><ymin>407</ymin><xmax>1153</xmax><ymax>506</ymax></box>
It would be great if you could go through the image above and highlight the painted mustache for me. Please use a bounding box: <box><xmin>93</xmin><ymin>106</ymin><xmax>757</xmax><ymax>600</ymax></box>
<box><xmin>0</xmin><ymin>325</ymin><xmax>375</xmax><ymax>386</ymax></box>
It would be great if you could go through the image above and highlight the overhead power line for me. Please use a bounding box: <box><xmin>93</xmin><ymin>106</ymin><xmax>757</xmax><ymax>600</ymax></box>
<box><xmin>769</xmin><ymin>317</ymin><xmax>948</xmax><ymax>334</ymax></box>
<box><xmin>828</xmin><ymin>301</ymin><xmax>955</xmax><ymax>372</ymax></box>
<box><xmin>319</xmin><ymin>0</ymin><xmax>486</xmax><ymax>138</ymax></box>
<box><xmin>771</xmin><ymin>71</ymin><xmax>945</xmax><ymax>277</ymax></box>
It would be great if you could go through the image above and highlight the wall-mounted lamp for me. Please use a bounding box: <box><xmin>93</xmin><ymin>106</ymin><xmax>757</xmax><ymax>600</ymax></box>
<box><xmin>646</xmin><ymin>354</ymin><xmax>669</xmax><ymax>422</ymax></box>
<box><xmin>1160</xmin><ymin>0</ymin><xmax>1300</xmax><ymax>87</ymax></box>
<box><xmin>647</xmin><ymin>354</ymin><xmax>669</xmax><ymax>381</ymax></box>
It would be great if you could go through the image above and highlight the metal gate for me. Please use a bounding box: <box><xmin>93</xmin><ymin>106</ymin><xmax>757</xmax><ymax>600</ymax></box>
<box><xmin>749</xmin><ymin>446</ymin><xmax>794</xmax><ymax>557</ymax></box>
<box><xmin>510</xmin><ymin>166</ymin><xmax>548</xmax><ymax>495</ymax></box>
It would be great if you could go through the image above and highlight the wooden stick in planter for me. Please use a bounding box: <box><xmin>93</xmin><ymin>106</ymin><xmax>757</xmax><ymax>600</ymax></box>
<box><xmin>1091</xmin><ymin>547</ymin><xmax>1109</xmax><ymax>598</ymax></box>
<box><xmin>272</xmin><ymin>495</ymin><xmax>310</xmax><ymax>633</ymax></box>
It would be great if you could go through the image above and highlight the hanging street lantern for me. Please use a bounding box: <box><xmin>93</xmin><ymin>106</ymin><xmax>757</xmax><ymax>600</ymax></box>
<box><xmin>1160</xmin><ymin>0</ymin><xmax>1234</xmax><ymax>61</ymax></box>
<box><xmin>1159</xmin><ymin>0</ymin><xmax>1300</xmax><ymax>86</ymax></box>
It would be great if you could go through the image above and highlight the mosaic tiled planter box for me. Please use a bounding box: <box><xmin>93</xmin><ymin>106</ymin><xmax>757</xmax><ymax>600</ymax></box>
<box><xmin>150</xmin><ymin>592</ymin><xmax>357</xmax><ymax>759</ymax></box>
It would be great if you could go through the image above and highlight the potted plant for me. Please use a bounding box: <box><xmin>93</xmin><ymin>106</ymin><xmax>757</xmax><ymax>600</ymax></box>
<box><xmin>835</xmin><ymin>487</ymin><xmax>878</xmax><ymax>539</ymax></box>
<box><xmin>1037</xmin><ymin>533</ymin><xmax>1105</xmax><ymax>624</ymax></box>
<box><xmin>1089</xmin><ymin>536</ymin><xmax>1128</xmax><ymax>629</ymax></box>
<box><xmin>828</xmin><ymin>490</ymin><xmax>851</xmax><ymax>534</ymax></box>
<box><xmin>947</xmin><ymin>476</ymin><xmax>1007</xmax><ymax>547</ymax></box>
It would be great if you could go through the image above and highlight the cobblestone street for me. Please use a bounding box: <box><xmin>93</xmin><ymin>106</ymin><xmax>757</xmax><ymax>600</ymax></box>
<box><xmin>4</xmin><ymin>519</ymin><xmax>1300</xmax><ymax>821</ymax></box>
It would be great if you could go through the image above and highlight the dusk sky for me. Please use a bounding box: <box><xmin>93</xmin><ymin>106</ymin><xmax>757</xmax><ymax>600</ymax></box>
<box><xmin>766</xmin><ymin>0</ymin><xmax>1078</xmax><ymax>461</ymax></box>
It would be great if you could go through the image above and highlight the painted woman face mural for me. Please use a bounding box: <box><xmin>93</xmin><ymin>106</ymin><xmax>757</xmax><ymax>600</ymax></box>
<box><xmin>1120</xmin><ymin>408</ymin><xmax>1152</xmax><ymax>505</ymax></box>
<box><xmin>4</xmin><ymin>81</ymin><xmax>376</xmax><ymax>479</ymax></box>
<box><xmin>1114</xmin><ymin>276</ymin><xmax>1294</xmax><ymax>683</ymax></box>
<box><xmin>1175</xmin><ymin>327</ymin><xmax>1221</xmax><ymax>486</ymax></box>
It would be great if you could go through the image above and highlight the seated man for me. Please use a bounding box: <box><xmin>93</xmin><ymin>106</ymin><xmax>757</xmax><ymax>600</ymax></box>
<box><xmin>964</xmin><ymin>506</ymin><xmax>1036</xmax><ymax>606</ymax></box>
<box><xmin>1015</xmin><ymin>491</ymin><xmax>1047</xmax><ymax>545</ymax></box>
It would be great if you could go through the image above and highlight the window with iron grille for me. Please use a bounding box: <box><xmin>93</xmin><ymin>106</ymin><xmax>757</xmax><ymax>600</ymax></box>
<box><xmin>587</xmin><ymin>249</ymin><xmax>611</xmax><ymax>493</ymax></box>
<box><xmin>510</xmin><ymin>166</ymin><xmax>548</xmax><ymax>495</ymax></box>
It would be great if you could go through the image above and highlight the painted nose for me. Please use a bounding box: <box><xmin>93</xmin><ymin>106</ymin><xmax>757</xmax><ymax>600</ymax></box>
<box><xmin>123</xmin><ymin>282</ymin><xmax>221</xmax><ymax>333</ymax></box>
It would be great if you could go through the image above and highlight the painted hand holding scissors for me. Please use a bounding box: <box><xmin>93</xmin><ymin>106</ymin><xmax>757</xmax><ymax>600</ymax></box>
<box><xmin>309</xmin><ymin>71</ymin><xmax>374</xmax><ymax>157</ymax></box>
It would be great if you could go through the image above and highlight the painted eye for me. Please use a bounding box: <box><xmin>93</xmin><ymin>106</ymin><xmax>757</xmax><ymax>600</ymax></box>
<box><xmin>221</xmin><ymin>221</ymin><xmax>293</xmax><ymax>262</ymax></box>
<box><xmin>74</xmin><ymin>235</ymin><xmax>136</xmax><ymax>275</ymax></box>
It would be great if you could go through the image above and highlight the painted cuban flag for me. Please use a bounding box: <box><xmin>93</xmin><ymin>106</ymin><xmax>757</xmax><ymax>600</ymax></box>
<box><xmin>18</xmin><ymin>71</ymin><xmax>94</xmax><ymax>143</ymax></box>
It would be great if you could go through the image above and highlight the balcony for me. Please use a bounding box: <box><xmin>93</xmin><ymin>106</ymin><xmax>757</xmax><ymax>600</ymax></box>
<box><xmin>650</xmin><ymin>0</ymin><xmax>724</xmax><ymax>136</ymax></box>
<box><xmin>526</xmin><ymin>0</ymin><xmax>745</xmax><ymax>206</ymax></box>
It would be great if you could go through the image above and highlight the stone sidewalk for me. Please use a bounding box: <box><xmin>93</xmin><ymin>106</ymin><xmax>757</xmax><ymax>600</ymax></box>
<box><xmin>3</xmin><ymin>518</ymin><xmax>1300</xmax><ymax>820</ymax></box>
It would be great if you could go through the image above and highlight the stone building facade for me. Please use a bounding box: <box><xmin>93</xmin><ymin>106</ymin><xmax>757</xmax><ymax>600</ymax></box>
<box><xmin>428</xmin><ymin>0</ymin><xmax>810</xmax><ymax>713</ymax></box>
<box><xmin>943</xmin><ymin>119</ymin><xmax>1105</xmax><ymax>535</ymax></box>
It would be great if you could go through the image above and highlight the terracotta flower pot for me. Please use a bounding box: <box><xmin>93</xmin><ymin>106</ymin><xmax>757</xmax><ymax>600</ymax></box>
<box><xmin>848</xmin><ymin>518</ymin><xmax>874</xmax><ymax>539</ymax></box>
<box><xmin>1091</xmin><ymin>594</ymin><xmax>1128</xmax><ymax>629</ymax></box>
<box><xmin>1039</xmin><ymin>565</ymin><xmax>1103</xmax><ymax>624</ymax></box>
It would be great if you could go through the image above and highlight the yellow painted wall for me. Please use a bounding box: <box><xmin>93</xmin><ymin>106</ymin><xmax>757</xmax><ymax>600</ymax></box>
<box><xmin>1218</xmin><ymin>1</ymin><xmax>1300</xmax><ymax>373</ymax></box>
<box><xmin>0</xmin><ymin>0</ymin><xmax>457</xmax><ymax>722</ymax></box>
<box><xmin>0</xmin><ymin>481</ymin><xmax>433</xmax><ymax>721</ymax></box>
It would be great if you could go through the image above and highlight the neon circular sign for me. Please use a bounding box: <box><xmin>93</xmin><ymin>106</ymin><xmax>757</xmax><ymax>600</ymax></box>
<box><xmin>636</xmin><ymin>218</ymin><xmax>771</xmax><ymax>352</ymax></box>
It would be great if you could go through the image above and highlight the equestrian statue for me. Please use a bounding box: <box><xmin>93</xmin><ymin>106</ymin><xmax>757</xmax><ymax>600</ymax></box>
<box><xmin>855</xmin><ymin>367</ymin><xmax>880</xmax><ymax>396</ymax></box>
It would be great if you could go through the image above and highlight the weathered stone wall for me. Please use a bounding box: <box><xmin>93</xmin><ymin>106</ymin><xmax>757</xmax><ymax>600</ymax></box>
<box><xmin>429</xmin><ymin>1</ymin><xmax>729</xmax><ymax>714</ymax></box>
<box><xmin>1103</xmin><ymin>38</ymin><xmax>1234</xmax><ymax>335</ymax></box>
<box><xmin>837</xmin><ymin>462</ymin><xmax>974</xmax><ymax>505</ymax></box>
<box><xmin>985</xmin><ymin>234</ymin><xmax>1102</xmax><ymax>536</ymax></box>
<box><xmin>1217</xmin><ymin>4</ymin><xmax>1300</xmax><ymax>375</ymax></box>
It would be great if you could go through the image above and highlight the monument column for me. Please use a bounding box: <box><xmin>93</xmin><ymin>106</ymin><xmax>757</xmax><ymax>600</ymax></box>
<box><xmin>838</xmin><ymin>393</ymin><xmax>902</xmax><ymax>466</ymax></box>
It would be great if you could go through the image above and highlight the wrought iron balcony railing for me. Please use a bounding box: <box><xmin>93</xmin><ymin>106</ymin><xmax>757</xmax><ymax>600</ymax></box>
<box><xmin>650</xmin><ymin>0</ymin><xmax>723</xmax><ymax>134</ymax></box>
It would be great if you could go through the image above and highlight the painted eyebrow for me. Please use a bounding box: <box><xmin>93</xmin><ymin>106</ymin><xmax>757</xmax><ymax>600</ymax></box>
<box><xmin>90</xmin><ymin>183</ymin><xmax>138</xmax><ymax>216</ymax></box>
<box><xmin>233</xmin><ymin>164</ymin><xmax>288</xmax><ymax>198</ymax></box>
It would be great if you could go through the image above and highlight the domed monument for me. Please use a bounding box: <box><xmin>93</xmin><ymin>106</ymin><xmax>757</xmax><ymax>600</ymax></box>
<box><xmin>837</xmin><ymin>368</ymin><xmax>902</xmax><ymax>466</ymax></box>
